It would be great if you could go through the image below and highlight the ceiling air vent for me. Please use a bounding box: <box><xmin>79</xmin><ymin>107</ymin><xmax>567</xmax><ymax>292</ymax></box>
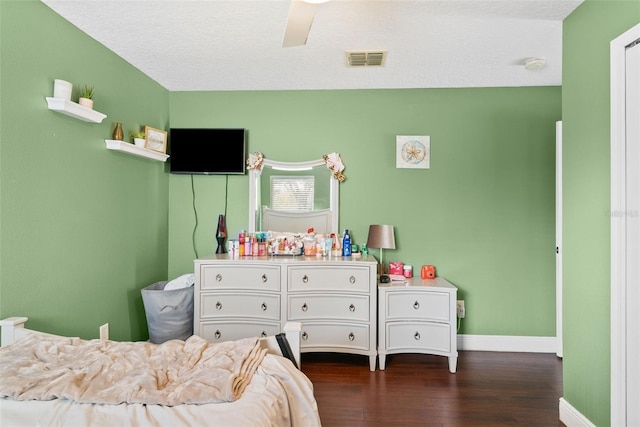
<box><xmin>347</xmin><ymin>50</ymin><xmax>387</xmax><ymax>67</ymax></box>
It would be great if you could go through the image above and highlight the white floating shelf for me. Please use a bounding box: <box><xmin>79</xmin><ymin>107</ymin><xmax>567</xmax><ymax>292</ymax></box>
<box><xmin>105</xmin><ymin>140</ymin><xmax>169</xmax><ymax>162</ymax></box>
<box><xmin>45</xmin><ymin>97</ymin><xmax>107</xmax><ymax>123</ymax></box>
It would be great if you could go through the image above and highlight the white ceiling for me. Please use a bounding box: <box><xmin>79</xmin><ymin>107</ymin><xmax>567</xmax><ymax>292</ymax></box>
<box><xmin>41</xmin><ymin>0</ymin><xmax>583</xmax><ymax>92</ymax></box>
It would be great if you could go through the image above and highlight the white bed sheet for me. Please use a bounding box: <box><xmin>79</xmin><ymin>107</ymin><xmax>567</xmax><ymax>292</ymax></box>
<box><xmin>0</xmin><ymin>354</ymin><xmax>321</xmax><ymax>427</ymax></box>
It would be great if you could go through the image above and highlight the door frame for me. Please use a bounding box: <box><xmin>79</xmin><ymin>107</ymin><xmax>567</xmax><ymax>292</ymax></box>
<box><xmin>610</xmin><ymin>22</ymin><xmax>640</xmax><ymax>427</ymax></box>
<box><xmin>556</xmin><ymin>121</ymin><xmax>563</xmax><ymax>358</ymax></box>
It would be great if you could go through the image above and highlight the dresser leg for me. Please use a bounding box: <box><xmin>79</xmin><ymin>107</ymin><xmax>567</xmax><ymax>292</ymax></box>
<box><xmin>368</xmin><ymin>355</ymin><xmax>377</xmax><ymax>371</ymax></box>
<box><xmin>378</xmin><ymin>354</ymin><xmax>386</xmax><ymax>370</ymax></box>
<box><xmin>448</xmin><ymin>356</ymin><xmax>458</xmax><ymax>373</ymax></box>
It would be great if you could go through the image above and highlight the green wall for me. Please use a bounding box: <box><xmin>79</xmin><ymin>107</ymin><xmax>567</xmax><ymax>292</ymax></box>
<box><xmin>0</xmin><ymin>0</ymin><xmax>170</xmax><ymax>341</ymax></box>
<box><xmin>168</xmin><ymin>87</ymin><xmax>560</xmax><ymax>337</ymax></box>
<box><xmin>562</xmin><ymin>2</ymin><xmax>639</xmax><ymax>426</ymax></box>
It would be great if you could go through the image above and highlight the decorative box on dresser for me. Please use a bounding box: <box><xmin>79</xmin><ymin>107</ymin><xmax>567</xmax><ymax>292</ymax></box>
<box><xmin>194</xmin><ymin>254</ymin><xmax>378</xmax><ymax>371</ymax></box>
<box><xmin>378</xmin><ymin>277</ymin><xmax>458</xmax><ymax>373</ymax></box>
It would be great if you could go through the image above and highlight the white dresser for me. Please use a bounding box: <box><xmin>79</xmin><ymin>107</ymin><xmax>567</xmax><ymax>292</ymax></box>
<box><xmin>378</xmin><ymin>277</ymin><xmax>458</xmax><ymax>373</ymax></box>
<box><xmin>194</xmin><ymin>254</ymin><xmax>378</xmax><ymax>371</ymax></box>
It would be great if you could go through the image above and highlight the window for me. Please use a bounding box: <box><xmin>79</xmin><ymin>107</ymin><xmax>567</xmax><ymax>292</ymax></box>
<box><xmin>270</xmin><ymin>176</ymin><xmax>315</xmax><ymax>211</ymax></box>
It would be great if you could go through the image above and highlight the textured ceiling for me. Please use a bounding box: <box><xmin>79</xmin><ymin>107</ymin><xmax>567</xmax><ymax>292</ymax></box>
<box><xmin>41</xmin><ymin>0</ymin><xmax>583</xmax><ymax>92</ymax></box>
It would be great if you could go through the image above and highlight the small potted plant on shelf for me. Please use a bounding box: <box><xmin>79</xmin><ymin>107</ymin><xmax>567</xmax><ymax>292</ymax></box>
<box><xmin>130</xmin><ymin>131</ymin><xmax>146</xmax><ymax>148</ymax></box>
<box><xmin>77</xmin><ymin>84</ymin><xmax>94</xmax><ymax>109</ymax></box>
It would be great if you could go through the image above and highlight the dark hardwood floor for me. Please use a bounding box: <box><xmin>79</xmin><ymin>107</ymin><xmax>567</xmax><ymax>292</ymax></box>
<box><xmin>301</xmin><ymin>351</ymin><xmax>563</xmax><ymax>427</ymax></box>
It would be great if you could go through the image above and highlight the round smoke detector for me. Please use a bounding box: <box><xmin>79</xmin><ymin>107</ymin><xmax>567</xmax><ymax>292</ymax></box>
<box><xmin>525</xmin><ymin>58</ymin><xmax>546</xmax><ymax>71</ymax></box>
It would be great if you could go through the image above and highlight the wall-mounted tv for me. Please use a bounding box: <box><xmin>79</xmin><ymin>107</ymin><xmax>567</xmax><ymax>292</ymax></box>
<box><xmin>169</xmin><ymin>128</ymin><xmax>247</xmax><ymax>175</ymax></box>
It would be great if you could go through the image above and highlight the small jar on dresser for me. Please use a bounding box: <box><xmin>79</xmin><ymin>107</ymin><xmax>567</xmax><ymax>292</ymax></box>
<box><xmin>378</xmin><ymin>276</ymin><xmax>458</xmax><ymax>373</ymax></box>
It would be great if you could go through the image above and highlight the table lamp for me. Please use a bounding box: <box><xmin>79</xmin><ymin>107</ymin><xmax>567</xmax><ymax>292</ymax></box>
<box><xmin>366</xmin><ymin>224</ymin><xmax>396</xmax><ymax>275</ymax></box>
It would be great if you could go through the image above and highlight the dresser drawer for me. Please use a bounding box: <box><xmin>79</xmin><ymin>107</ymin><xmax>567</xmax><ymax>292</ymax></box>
<box><xmin>288</xmin><ymin>266</ymin><xmax>370</xmax><ymax>292</ymax></box>
<box><xmin>300</xmin><ymin>322</ymin><xmax>370</xmax><ymax>351</ymax></box>
<box><xmin>288</xmin><ymin>294</ymin><xmax>369</xmax><ymax>321</ymax></box>
<box><xmin>385</xmin><ymin>321</ymin><xmax>451</xmax><ymax>353</ymax></box>
<box><xmin>200</xmin><ymin>265</ymin><xmax>280</xmax><ymax>291</ymax></box>
<box><xmin>199</xmin><ymin>320</ymin><xmax>281</xmax><ymax>343</ymax></box>
<box><xmin>201</xmin><ymin>293</ymin><xmax>280</xmax><ymax>320</ymax></box>
<box><xmin>386</xmin><ymin>291</ymin><xmax>451</xmax><ymax>322</ymax></box>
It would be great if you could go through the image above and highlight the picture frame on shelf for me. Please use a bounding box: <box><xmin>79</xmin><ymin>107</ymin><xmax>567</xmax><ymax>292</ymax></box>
<box><xmin>144</xmin><ymin>126</ymin><xmax>168</xmax><ymax>153</ymax></box>
<box><xmin>396</xmin><ymin>135</ymin><xmax>430</xmax><ymax>169</ymax></box>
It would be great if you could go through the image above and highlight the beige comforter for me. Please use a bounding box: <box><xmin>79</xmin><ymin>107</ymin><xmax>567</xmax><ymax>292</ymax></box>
<box><xmin>0</xmin><ymin>333</ymin><xmax>267</xmax><ymax>406</ymax></box>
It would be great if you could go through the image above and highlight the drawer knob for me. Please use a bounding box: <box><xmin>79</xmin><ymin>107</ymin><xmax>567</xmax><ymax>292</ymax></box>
<box><xmin>261</xmin><ymin>274</ymin><xmax>268</xmax><ymax>282</ymax></box>
<box><xmin>216</xmin><ymin>273</ymin><xmax>222</xmax><ymax>282</ymax></box>
<box><xmin>302</xmin><ymin>275</ymin><xmax>309</xmax><ymax>284</ymax></box>
<box><xmin>216</xmin><ymin>301</ymin><xmax>222</xmax><ymax>310</ymax></box>
<box><xmin>349</xmin><ymin>304</ymin><xmax>355</xmax><ymax>312</ymax></box>
<box><xmin>261</xmin><ymin>331</ymin><xmax>268</xmax><ymax>338</ymax></box>
<box><xmin>413</xmin><ymin>301</ymin><xmax>420</xmax><ymax>310</ymax></box>
<box><xmin>349</xmin><ymin>275</ymin><xmax>356</xmax><ymax>284</ymax></box>
<box><xmin>214</xmin><ymin>330</ymin><xmax>221</xmax><ymax>340</ymax></box>
<box><xmin>414</xmin><ymin>332</ymin><xmax>421</xmax><ymax>340</ymax></box>
<box><xmin>302</xmin><ymin>303</ymin><xmax>308</xmax><ymax>312</ymax></box>
<box><xmin>302</xmin><ymin>331</ymin><xmax>308</xmax><ymax>340</ymax></box>
<box><xmin>261</xmin><ymin>302</ymin><xmax>267</xmax><ymax>311</ymax></box>
<box><xmin>348</xmin><ymin>332</ymin><xmax>355</xmax><ymax>341</ymax></box>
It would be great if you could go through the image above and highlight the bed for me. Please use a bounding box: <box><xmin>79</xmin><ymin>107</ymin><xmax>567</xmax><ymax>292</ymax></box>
<box><xmin>0</xmin><ymin>317</ymin><xmax>321</xmax><ymax>427</ymax></box>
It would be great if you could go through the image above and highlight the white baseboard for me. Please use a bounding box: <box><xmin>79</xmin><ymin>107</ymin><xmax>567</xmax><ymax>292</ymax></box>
<box><xmin>559</xmin><ymin>398</ymin><xmax>596</xmax><ymax>427</ymax></box>
<box><xmin>457</xmin><ymin>334</ymin><xmax>558</xmax><ymax>353</ymax></box>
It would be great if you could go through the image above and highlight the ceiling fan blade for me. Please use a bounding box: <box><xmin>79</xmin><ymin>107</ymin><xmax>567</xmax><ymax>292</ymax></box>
<box><xmin>282</xmin><ymin>0</ymin><xmax>318</xmax><ymax>48</ymax></box>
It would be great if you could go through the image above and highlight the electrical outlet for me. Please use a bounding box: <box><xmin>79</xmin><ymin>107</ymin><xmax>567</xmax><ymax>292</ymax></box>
<box><xmin>457</xmin><ymin>300</ymin><xmax>465</xmax><ymax>318</ymax></box>
<box><xmin>99</xmin><ymin>323</ymin><xmax>109</xmax><ymax>340</ymax></box>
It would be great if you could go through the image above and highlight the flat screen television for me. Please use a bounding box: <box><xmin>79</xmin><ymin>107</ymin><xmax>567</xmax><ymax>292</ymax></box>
<box><xmin>169</xmin><ymin>128</ymin><xmax>247</xmax><ymax>175</ymax></box>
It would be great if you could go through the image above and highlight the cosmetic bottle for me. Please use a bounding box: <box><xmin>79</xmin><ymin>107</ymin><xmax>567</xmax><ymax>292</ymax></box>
<box><xmin>342</xmin><ymin>229</ymin><xmax>352</xmax><ymax>257</ymax></box>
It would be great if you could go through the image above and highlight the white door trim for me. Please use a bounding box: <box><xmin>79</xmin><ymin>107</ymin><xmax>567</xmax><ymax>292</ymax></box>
<box><xmin>556</xmin><ymin>121</ymin><xmax>563</xmax><ymax>358</ymax></box>
<box><xmin>610</xmin><ymin>22</ymin><xmax>640</xmax><ymax>427</ymax></box>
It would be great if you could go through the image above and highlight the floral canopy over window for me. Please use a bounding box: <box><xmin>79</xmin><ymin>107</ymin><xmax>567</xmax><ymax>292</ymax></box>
<box><xmin>247</xmin><ymin>152</ymin><xmax>346</xmax><ymax>182</ymax></box>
